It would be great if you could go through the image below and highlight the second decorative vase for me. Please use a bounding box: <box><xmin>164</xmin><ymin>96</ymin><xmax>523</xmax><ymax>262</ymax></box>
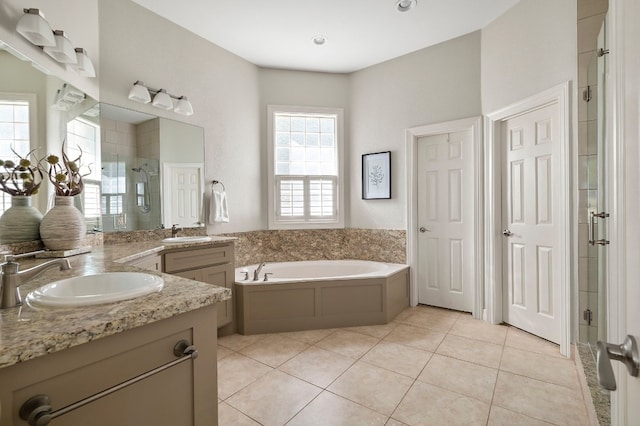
<box><xmin>0</xmin><ymin>195</ymin><xmax>43</xmax><ymax>243</ymax></box>
<box><xmin>40</xmin><ymin>196</ymin><xmax>86</xmax><ymax>251</ymax></box>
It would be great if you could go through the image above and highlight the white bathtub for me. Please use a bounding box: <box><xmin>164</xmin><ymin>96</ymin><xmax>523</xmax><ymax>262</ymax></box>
<box><xmin>236</xmin><ymin>259</ymin><xmax>408</xmax><ymax>284</ymax></box>
<box><xmin>234</xmin><ymin>260</ymin><xmax>410</xmax><ymax>335</ymax></box>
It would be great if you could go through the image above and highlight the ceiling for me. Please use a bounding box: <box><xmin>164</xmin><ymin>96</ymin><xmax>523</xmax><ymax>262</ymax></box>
<box><xmin>131</xmin><ymin>0</ymin><xmax>520</xmax><ymax>74</ymax></box>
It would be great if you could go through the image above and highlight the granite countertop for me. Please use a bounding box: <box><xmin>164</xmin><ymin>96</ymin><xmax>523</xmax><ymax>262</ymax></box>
<box><xmin>0</xmin><ymin>237</ymin><xmax>235</xmax><ymax>369</ymax></box>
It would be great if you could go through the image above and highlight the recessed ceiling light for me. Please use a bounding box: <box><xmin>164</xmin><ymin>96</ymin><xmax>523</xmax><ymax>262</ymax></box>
<box><xmin>312</xmin><ymin>35</ymin><xmax>326</xmax><ymax>46</ymax></box>
<box><xmin>396</xmin><ymin>0</ymin><xmax>417</xmax><ymax>12</ymax></box>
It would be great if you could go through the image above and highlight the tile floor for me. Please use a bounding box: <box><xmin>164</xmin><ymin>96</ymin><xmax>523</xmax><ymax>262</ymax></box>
<box><xmin>217</xmin><ymin>305</ymin><xmax>590</xmax><ymax>425</ymax></box>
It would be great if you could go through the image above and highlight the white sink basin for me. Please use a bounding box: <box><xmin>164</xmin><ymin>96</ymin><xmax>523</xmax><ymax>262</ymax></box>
<box><xmin>25</xmin><ymin>272</ymin><xmax>164</xmax><ymax>308</ymax></box>
<box><xmin>162</xmin><ymin>236</ymin><xmax>212</xmax><ymax>244</ymax></box>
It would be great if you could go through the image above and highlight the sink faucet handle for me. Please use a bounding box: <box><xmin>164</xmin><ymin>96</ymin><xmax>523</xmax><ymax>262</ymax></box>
<box><xmin>263</xmin><ymin>273</ymin><xmax>273</xmax><ymax>282</ymax></box>
<box><xmin>4</xmin><ymin>250</ymin><xmax>45</xmax><ymax>263</ymax></box>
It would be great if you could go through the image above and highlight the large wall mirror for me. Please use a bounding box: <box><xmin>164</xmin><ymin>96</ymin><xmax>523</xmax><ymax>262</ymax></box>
<box><xmin>0</xmin><ymin>42</ymin><xmax>204</xmax><ymax>243</ymax></box>
<box><xmin>99</xmin><ymin>104</ymin><xmax>205</xmax><ymax>232</ymax></box>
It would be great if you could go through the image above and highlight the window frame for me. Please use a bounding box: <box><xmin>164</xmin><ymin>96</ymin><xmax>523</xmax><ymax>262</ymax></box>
<box><xmin>0</xmin><ymin>92</ymin><xmax>38</xmax><ymax>215</ymax></box>
<box><xmin>267</xmin><ymin>105</ymin><xmax>344</xmax><ymax>229</ymax></box>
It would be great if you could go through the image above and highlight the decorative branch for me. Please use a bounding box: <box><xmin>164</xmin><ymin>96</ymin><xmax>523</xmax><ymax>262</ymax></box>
<box><xmin>0</xmin><ymin>148</ymin><xmax>44</xmax><ymax>196</ymax></box>
<box><xmin>46</xmin><ymin>142</ymin><xmax>91</xmax><ymax>196</ymax></box>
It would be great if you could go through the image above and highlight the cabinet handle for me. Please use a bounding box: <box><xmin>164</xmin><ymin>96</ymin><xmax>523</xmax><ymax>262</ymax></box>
<box><xmin>19</xmin><ymin>340</ymin><xmax>198</xmax><ymax>426</ymax></box>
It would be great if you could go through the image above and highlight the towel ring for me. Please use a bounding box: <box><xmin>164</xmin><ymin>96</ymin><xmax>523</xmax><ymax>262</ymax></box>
<box><xmin>212</xmin><ymin>180</ymin><xmax>225</xmax><ymax>191</ymax></box>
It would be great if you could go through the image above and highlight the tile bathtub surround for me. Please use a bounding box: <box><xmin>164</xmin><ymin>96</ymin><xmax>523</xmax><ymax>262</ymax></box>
<box><xmin>217</xmin><ymin>305</ymin><xmax>591</xmax><ymax>426</ymax></box>
<box><xmin>102</xmin><ymin>226</ymin><xmax>208</xmax><ymax>244</ymax></box>
<box><xmin>223</xmin><ymin>228</ymin><xmax>407</xmax><ymax>267</ymax></box>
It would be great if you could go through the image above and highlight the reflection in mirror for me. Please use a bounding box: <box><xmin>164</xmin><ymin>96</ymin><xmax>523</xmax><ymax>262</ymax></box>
<box><xmin>99</xmin><ymin>104</ymin><xmax>161</xmax><ymax>232</ymax></box>
<box><xmin>0</xmin><ymin>45</ymin><xmax>98</xmax><ymax>243</ymax></box>
<box><xmin>98</xmin><ymin>104</ymin><xmax>205</xmax><ymax>232</ymax></box>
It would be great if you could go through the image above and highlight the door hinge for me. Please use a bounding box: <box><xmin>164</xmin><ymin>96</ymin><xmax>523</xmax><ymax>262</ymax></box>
<box><xmin>583</xmin><ymin>86</ymin><xmax>592</xmax><ymax>103</ymax></box>
<box><xmin>583</xmin><ymin>308</ymin><xmax>593</xmax><ymax>326</ymax></box>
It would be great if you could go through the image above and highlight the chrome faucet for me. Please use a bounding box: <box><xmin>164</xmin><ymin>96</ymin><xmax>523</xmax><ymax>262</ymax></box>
<box><xmin>253</xmin><ymin>262</ymin><xmax>266</xmax><ymax>281</ymax></box>
<box><xmin>171</xmin><ymin>224</ymin><xmax>181</xmax><ymax>238</ymax></box>
<box><xmin>0</xmin><ymin>251</ymin><xmax>72</xmax><ymax>309</ymax></box>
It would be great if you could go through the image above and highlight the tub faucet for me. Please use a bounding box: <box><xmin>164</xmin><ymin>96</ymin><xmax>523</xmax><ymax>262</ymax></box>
<box><xmin>253</xmin><ymin>262</ymin><xmax>266</xmax><ymax>281</ymax></box>
<box><xmin>0</xmin><ymin>251</ymin><xmax>72</xmax><ymax>309</ymax></box>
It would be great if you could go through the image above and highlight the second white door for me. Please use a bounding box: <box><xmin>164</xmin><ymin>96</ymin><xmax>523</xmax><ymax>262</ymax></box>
<box><xmin>417</xmin><ymin>129</ymin><xmax>474</xmax><ymax>312</ymax></box>
<box><xmin>501</xmin><ymin>102</ymin><xmax>561</xmax><ymax>344</ymax></box>
<box><xmin>164</xmin><ymin>164</ymin><xmax>203</xmax><ymax>228</ymax></box>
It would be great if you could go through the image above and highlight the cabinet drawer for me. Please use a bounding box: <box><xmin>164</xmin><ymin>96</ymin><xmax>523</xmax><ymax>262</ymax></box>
<box><xmin>127</xmin><ymin>253</ymin><xmax>162</xmax><ymax>271</ymax></box>
<box><xmin>164</xmin><ymin>245</ymin><xmax>232</xmax><ymax>273</ymax></box>
<box><xmin>11</xmin><ymin>329</ymin><xmax>193</xmax><ymax>425</ymax></box>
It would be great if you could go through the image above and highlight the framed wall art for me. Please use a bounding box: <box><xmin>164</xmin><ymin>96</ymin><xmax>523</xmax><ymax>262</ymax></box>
<box><xmin>362</xmin><ymin>151</ymin><xmax>391</xmax><ymax>200</ymax></box>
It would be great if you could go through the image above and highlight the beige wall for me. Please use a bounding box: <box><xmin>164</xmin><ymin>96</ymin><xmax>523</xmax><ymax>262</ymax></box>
<box><xmin>98</xmin><ymin>0</ymin><xmax>262</xmax><ymax>234</ymax></box>
<box><xmin>349</xmin><ymin>32</ymin><xmax>482</xmax><ymax>229</ymax></box>
<box><xmin>481</xmin><ymin>0</ymin><xmax>578</xmax><ymax>113</ymax></box>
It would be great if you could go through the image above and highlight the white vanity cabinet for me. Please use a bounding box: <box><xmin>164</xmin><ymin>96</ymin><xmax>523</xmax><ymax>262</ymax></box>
<box><xmin>163</xmin><ymin>243</ymin><xmax>235</xmax><ymax>330</ymax></box>
<box><xmin>0</xmin><ymin>305</ymin><xmax>218</xmax><ymax>426</ymax></box>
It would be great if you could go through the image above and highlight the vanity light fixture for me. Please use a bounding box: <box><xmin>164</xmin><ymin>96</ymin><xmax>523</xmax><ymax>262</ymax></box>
<box><xmin>52</xmin><ymin>83</ymin><xmax>86</xmax><ymax>111</ymax></box>
<box><xmin>127</xmin><ymin>81</ymin><xmax>194</xmax><ymax>116</ymax></box>
<box><xmin>16</xmin><ymin>8</ymin><xmax>56</xmax><ymax>47</ymax></box>
<box><xmin>43</xmin><ymin>30</ymin><xmax>77</xmax><ymax>64</ymax></box>
<box><xmin>174</xmin><ymin>97</ymin><xmax>194</xmax><ymax>116</ymax></box>
<box><xmin>69</xmin><ymin>48</ymin><xmax>96</xmax><ymax>78</ymax></box>
<box><xmin>152</xmin><ymin>89</ymin><xmax>173</xmax><ymax>110</ymax></box>
<box><xmin>15</xmin><ymin>8</ymin><xmax>96</xmax><ymax>78</ymax></box>
<box><xmin>396</xmin><ymin>0</ymin><xmax>417</xmax><ymax>12</ymax></box>
<box><xmin>128</xmin><ymin>81</ymin><xmax>151</xmax><ymax>103</ymax></box>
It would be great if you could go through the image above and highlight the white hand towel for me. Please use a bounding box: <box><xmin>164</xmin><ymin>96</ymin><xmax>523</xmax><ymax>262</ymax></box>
<box><xmin>209</xmin><ymin>187</ymin><xmax>229</xmax><ymax>223</ymax></box>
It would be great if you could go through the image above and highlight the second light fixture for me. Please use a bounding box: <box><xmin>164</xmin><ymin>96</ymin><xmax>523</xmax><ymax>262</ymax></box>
<box><xmin>127</xmin><ymin>81</ymin><xmax>193</xmax><ymax>116</ymax></box>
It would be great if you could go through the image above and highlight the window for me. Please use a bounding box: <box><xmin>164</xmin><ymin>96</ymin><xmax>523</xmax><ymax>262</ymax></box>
<box><xmin>268</xmin><ymin>105</ymin><xmax>344</xmax><ymax>229</ymax></box>
<box><xmin>0</xmin><ymin>95</ymin><xmax>35</xmax><ymax>215</ymax></box>
<box><xmin>67</xmin><ymin>117</ymin><xmax>101</xmax><ymax>229</ymax></box>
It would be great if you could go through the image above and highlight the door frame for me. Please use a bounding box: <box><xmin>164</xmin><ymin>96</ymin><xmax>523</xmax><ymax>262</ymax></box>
<box><xmin>484</xmin><ymin>82</ymin><xmax>572</xmax><ymax>357</ymax></box>
<box><xmin>405</xmin><ymin>116</ymin><xmax>483</xmax><ymax>318</ymax></box>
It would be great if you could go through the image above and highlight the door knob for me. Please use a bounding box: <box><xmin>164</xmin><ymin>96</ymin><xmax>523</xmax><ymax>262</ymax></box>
<box><xmin>419</xmin><ymin>227</ymin><xmax>430</xmax><ymax>233</ymax></box>
<box><xmin>596</xmin><ymin>335</ymin><xmax>640</xmax><ymax>391</ymax></box>
<box><xmin>502</xmin><ymin>229</ymin><xmax>513</xmax><ymax>237</ymax></box>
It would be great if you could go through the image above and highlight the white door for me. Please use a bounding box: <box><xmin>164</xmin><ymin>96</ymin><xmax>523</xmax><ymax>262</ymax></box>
<box><xmin>501</xmin><ymin>103</ymin><xmax>562</xmax><ymax>344</ymax></box>
<box><xmin>417</xmin><ymin>129</ymin><xmax>474</xmax><ymax>312</ymax></box>
<box><xmin>607</xmin><ymin>0</ymin><xmax>640</xmax><ymax>421</ymax></box>
<box><xmin>163</xmin><ymin>164</ymin><xmax>202</xmax><ymax>227</ymax></box>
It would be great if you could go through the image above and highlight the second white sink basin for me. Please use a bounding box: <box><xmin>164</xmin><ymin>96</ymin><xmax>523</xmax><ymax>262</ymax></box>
<box><xmin>25</xmin><ymin>272</ymin><xmax>164</xmax><ymax>308</ymax></box>
<box><xmin>162</xmin><ymin>236</ymin><xmax>212</xmax><ymax>244</ymax></box>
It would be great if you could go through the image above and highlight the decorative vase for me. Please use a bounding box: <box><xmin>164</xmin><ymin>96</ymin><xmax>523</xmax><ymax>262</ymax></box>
<box><xmin>40</xmin><ymin>196</ymin><xmax>87</xmax><ymax>251</ymax></box>
<box><xmin>0</xmin><ymin>195</ymin><xmax>44</xmax><ymax>243</ymax></box>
